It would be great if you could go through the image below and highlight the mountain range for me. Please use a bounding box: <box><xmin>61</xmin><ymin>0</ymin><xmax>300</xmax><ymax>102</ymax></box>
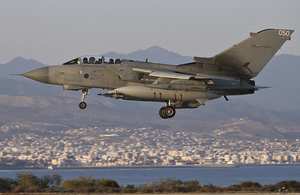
<box><xmin>0</xmin><ymin>46</ymin><xmax>300</xmax><ymax>140</ymax></box>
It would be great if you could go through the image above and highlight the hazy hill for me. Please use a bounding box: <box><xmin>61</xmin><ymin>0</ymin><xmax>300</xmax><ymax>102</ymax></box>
<box><xmin>0</xmin><ymin>57</ymin><xmax>46</xmax><ymax>79</ymax></box>
<box><xmin>1</xmin><ymin>47</ymin><xmax>299</xmax><ymax>113</ymax></box>
<box><xmin>103</xmin><ymin>46</ymin><xmax>193</xmax><ymax>65</ymax></box>
<box><xmin>0</xmin><ymin>46</ymin><xmax>300</xmax><ymax>140</ymax></box>
<box><xmin>239</xmin><ymin>54</ymin><xmax>300</xmax><ymax>112</ymax></box>
<box><xmin>0</xmin><ymin>95</ymin><xmax>298</xmax><ymax>140</ymax></box>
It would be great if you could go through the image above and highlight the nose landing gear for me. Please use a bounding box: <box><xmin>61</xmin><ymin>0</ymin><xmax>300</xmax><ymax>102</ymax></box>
<box><xmin>79</xmin><ymin>89</ymin><xmax>89</xmax><ymax>109</ymax></box>
<box><xmin>159</xmin><ymin>100</ymin><xmax>176</xmax><ymax>119</ymax></box>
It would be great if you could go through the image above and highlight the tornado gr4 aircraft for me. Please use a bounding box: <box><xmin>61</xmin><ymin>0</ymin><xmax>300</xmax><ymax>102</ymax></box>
<box><xmin>22</xmin><ymin>29</ymin><xmax>294</xmax><ymax>119</ymax></box>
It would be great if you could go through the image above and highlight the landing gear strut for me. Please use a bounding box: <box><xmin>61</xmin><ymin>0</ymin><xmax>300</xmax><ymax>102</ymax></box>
<box><xmin>79</xmin><ymin>89</ymin><xmax>89</xmax><ymax>109</ymax></box>
<box><xmin>159</xmin><ymin>101</ymin><xmax>176</xmax><ymax>119</ymax></box>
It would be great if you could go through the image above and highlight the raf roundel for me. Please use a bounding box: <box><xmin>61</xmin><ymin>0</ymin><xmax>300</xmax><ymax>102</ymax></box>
<box><xmin>84</xmin><ymin>73</ymin><xmax>89</xmax><ymax>79</ymax></box>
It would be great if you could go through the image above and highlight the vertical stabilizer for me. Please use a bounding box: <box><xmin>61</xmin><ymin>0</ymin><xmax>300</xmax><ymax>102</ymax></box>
<box><xmin>192</xmin><ymin>29</ymin><xmax>294</xmax><ymax>78</ymax></box>
<box><xmin>214</xmin><ymin>29</ymin><xmax>294</xmax><ymax>77</ymax></box>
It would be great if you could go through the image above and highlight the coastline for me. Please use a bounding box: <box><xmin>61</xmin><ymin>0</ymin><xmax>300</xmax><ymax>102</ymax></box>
<box><xmin>0</xmin><ymin>165</ymin><xmax>299</xmax><ymax>190</ymax></box>
<box><xmin>2</xmin><ymin>193</ymin><xmax>300</xmax><ymax>195</ymax></box>
<box><xmin>0</xmin><ymin>164</ymin><xmax>237</xmax><ymax>170</ymax></box>
<box><xmin>1</xmin><ymin>163</ymin><xmax>300</xmax><ymax>171</ymax></box>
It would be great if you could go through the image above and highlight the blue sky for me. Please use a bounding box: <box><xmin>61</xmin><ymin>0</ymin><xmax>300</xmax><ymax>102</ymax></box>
<box><xmin>1</xmin><ymin>0</ymin><xmax>299</xmax><ymax>64</ymax></box>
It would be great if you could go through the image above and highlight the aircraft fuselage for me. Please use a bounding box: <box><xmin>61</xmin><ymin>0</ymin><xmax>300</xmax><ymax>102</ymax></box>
<box><xmin>22</xmin><ymin>28</ymin><xmax>294</xmax><ymax>119</ymax></box>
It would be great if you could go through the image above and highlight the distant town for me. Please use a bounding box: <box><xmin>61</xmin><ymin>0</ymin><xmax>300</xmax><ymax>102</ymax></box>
<box><xmin>0</xmin><ymin>123</ymin><xmax>299</xmax><ymax>169</ymax></box>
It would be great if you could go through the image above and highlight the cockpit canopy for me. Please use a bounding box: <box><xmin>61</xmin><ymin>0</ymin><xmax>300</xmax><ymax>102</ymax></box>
<box><xmin>63</xmin><ymin>55</ymin><xmax>123</xmax><ymax>65</ymax></box>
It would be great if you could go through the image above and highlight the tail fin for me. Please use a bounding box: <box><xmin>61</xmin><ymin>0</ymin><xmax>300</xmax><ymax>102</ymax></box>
<box><xmin>194</xmin><ymin>29</ymin><xmax>294</xmax><ymax>78</ymax></box>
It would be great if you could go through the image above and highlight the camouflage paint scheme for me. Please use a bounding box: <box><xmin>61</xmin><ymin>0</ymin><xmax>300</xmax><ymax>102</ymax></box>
<box><xmin>22</xmin><ymin>29</ymin><xmax>294</xmax><ymax>119</ymax></box>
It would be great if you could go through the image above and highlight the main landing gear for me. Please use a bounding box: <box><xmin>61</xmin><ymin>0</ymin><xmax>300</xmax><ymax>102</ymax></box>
<box><xmin>79</xmin><ymin>89</ymin><xmax>89</xmax><ymax>109</ymax></box>
<box><xmin>159</xmin><ymin>101</ymin><xmax>176</xmax><ymax>119</ymax></box>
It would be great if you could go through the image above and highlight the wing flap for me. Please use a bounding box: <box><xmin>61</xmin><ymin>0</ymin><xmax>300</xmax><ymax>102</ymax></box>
<box><xmin>132</xmin><ymin>67</ymin><xmax>239</xmax><ymax>81</ymax></box>
<box><xmin>131</xmin><ymin>67</ymin><xmax>154</xmax><ymax>74</ymax></box>
<box><xmin>150</xmin><ymin>71</ymin><xmax>191</xmax><ymax>79</ymax></box>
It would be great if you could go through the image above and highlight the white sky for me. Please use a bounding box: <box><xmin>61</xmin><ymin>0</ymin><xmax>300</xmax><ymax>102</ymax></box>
<box><xmin>1</xmin><ymin>0</ymin><xmax>299</xmax><ymax>65</ymax></box>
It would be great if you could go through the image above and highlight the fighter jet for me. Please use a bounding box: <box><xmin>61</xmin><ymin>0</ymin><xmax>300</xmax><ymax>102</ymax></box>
<box><xmin>22</xmin><ymin>29</ymin><xmax>294</xmax><ymax>119</ymax></box>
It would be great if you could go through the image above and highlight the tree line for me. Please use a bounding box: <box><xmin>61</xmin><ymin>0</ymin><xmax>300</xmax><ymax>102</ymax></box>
<box><xmin>0</xmin><ymin>171</ymin><xmax>299</xmax><ymax>193</ymax></box>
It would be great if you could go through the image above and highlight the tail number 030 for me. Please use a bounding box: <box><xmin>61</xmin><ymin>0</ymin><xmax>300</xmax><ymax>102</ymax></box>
<box><xmin>278</xmin><ymin>30</ymin><xmax>290</xmax><ymax>37</ymax></box>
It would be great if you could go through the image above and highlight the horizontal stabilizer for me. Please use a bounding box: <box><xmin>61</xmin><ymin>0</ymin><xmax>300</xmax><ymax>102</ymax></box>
<box><xmin>208</xmin><ymin>85</ymin><xmax>269</xmax><ymax>91</ymax></box>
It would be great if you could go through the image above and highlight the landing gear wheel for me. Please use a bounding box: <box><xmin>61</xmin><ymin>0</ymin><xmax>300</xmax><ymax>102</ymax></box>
<box><xmin>78</xmin><ymin>89</ymin><xmax>89</xmax><ymax>109</ymax></box>
<box><xmin>79</xmin><ymin>102</ymin><xmax>87</xmax><ymax>109</ymax></box>
<box><xmin>159</xmin><ymin>107</ymin><xmax>168</xmax><ymax>119</ymax></box>
<box><xmin>165</xmin><ymin>106</ymin><xmax>176</xmax><ymax>118</ymax></box>
<box><xmin>159</xmin><ymin>106</ymin><xmax>176</xmax><ymax>119</ymax></box>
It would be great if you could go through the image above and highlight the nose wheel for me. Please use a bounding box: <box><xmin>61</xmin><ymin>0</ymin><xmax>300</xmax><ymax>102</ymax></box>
<box><xmin>79</xmin><ymin>102</ymin><xmax>87</xmax><ymax>109</ymax></box>
<box><xmin>79</xmin><ymin>89</ymin><xmax>89</xmax><ymax>109</ymax></box>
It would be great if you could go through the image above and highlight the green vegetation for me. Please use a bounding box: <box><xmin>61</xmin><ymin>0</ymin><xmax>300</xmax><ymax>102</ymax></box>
<box><xmin>0</xmin><ymin>172</ymin><xmax>299</xmax><ymax>193</ymax></box>
<box><xmin>13</xmin><ymin>172</ymin><xmax>61</xmax><ymax>192</ymax></box>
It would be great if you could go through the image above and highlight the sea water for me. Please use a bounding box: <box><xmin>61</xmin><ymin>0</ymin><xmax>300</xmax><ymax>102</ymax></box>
<box><xmin>0</xmin><ymin>165</ymin><xmax>299</xmax><ymax>186</ymax></box>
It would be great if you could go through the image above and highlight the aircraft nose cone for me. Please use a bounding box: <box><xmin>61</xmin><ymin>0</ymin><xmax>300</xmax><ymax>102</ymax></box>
<box><xmin>22</xmin><ymin>67</ymin><xmax>50</xmax><ymax>83</ymax></box>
